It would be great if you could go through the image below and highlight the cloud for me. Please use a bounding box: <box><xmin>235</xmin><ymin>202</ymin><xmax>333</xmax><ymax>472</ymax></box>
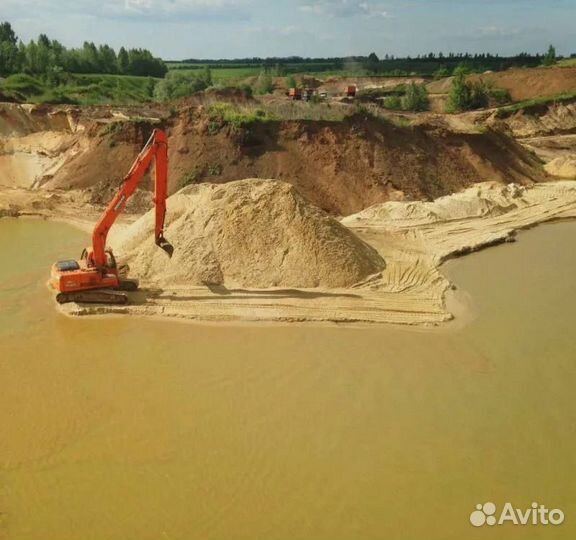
<box><xmin>299</xmin><ymin>0</ymin><xmax>389</xmax><ymax>18</ymax></box>
<box><xmin>120</xmin><ymin>0</ymin><xmax>250</xmax><ymax>20</ymax></box>
<box><xmin>3</xmin><ymin>0</ymin><xmax>253</xmax><ymax>22</ymax></box>
<box><xmin>475</xmin><ymin>25</ymin><xmax>522</xmax><ymax>38</ymax></box>
<box><xmin>444</xmin><ymin>24</ymin><xmax>529</xmax><ymax>44</ymax></box>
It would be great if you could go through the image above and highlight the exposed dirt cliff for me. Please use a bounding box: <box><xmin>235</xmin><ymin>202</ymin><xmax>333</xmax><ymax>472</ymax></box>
<box><xmin>1</xmin><ymin>102</ymin><xmax>548</xmax><ymax>216</ymax></box>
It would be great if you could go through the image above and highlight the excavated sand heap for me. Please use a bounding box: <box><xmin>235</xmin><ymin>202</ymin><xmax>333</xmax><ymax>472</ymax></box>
<box><xmin>112</xmin><ymin>179</ymin><xmax>385</xmax><ymax>289</ymax></box>
<box><xmin>545</xmin><ymin>156</ymin><xmax>576</xmax><ymax>179</ymax></box>
<box><xmin>342</xmin><ymin>183</ymin><xmax>527</xmax><ymax>227</ymax></box>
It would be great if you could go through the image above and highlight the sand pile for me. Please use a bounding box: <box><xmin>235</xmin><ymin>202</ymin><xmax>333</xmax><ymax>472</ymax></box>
<box><xmin>545</xmin><ymin>155</ymin><xmax>576</xmax><ymax>179</ymax></box>
<box><xmin>112</xmin><ymin>179</ymin><xmax>385</xmax><ymax>289</ymax></box>
<box><xmin>469</xmin><ymin>67</ymin><xmax>576</xmax><ymax>101</ymax></box>
<box><xmin>343</xmin><ymin>183</ymin><xmax>527</xmax><ymax>227</ymax></box>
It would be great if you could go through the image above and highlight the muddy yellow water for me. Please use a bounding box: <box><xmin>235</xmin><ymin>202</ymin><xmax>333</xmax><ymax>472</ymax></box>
<box><xmin>0</xmin><ymin>218</ymin><xmax>575</xmax><ymax>540</ymax></box>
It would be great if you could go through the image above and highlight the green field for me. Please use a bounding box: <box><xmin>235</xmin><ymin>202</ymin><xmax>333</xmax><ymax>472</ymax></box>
<box><xmin>166</xmin><ymin>64</ymin><xmax>260</xmax><ymax>83</ymax></box>
<box><xmin>165</xmin><ymin>61</ymin><xmax>353</xmax><ymax>84</ymax></box>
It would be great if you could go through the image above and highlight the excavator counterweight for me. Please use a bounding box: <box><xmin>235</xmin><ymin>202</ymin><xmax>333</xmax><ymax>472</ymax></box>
<box><xmin>50</xmin><ymin>128</ymin><xmax>173</xmax><ymax>305</ymax></box>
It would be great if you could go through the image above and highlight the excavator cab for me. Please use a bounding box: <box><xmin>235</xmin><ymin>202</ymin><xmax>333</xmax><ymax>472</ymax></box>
<box><xmin>54</xmin><ymin>260</ymin><xmax>81</xmax><ymax>273</ymax></box>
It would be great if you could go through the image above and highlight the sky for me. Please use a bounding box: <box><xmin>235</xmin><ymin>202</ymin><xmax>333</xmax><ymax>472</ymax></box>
<box><xmin>1</xmin><ymin>0</ymin><xmax>575</xmax><ymax>60</ymax></box>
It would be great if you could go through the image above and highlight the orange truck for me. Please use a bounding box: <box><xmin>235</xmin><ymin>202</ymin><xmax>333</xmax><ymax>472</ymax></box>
<box><xmin>288</xmin><ymin>87</ymin><xmax>302</xmax><ymax>100</ymax></box>
<box><xmin>345</xmin><ymin>85</ymin><xmax>357</xmax><ymax>98</ymax></box>
<box><xmin>50</xmin><ymin>128</ymin><xmax>174</xmax><ymax>305</ymax></box>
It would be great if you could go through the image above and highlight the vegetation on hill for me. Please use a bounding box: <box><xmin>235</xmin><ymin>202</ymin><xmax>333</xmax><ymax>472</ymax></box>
<box><xmin>254</xmin><ymin>68</ymin><xmax>275</xmax><ymax>95</ymax></box>
<box><xmin>380</xmin><ymin>83</ymin><xmax>430</xmax><ymax>112</ymax></box>
<box><xmin>207</xmin><ymin>102</ymin><xmax>276</xmax><ymax>128</ymax></box>
<box><xmin>153</xmin><ymin>68</ymin><xmax>213</xmax><ymax>101</ymax></box>
<box><xmin>446</xmin><ymin>67</ymin><xmax>511</xmax><ymax>112</ymax></box>
<box><xmin>0</xmin><ymin>72</ymin><xmax>159</xmax><ymax>105</ymax></box>
<box><xmin>494</xmin><ymin>92</ymin><xmax>576</xmax><ymax>118</ymax></box>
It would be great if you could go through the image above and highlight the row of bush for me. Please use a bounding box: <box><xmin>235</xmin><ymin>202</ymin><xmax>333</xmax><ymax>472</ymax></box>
<box><xmin>361</xmin><ymin>68</ymin><xmax>512</xmax><ymax>113</ymax></box>
<box><xmin>446</xmin><ymin>68</ymin><xmax>512</xmax><ymax>112</ymax></box>
<box><xmin>381</xmin><ymin>83</ymin><xmax>430</xmax><ymax>112</ymax></box>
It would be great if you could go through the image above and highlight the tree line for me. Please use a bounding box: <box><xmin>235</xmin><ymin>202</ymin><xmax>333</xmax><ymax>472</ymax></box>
<box><xmin>363</xmin><ymin>49</ymin><xmax>557</xmax><ymax>76</ymax></box>
<box><xmin>171</xmin><ymin>50</ymin><xmax>560</xmax><ymax>77</ymax></box>
<box><xmin>0</xmin><ymin>21</ymin><xmax>167</xmax><ymax>78</ymax></box>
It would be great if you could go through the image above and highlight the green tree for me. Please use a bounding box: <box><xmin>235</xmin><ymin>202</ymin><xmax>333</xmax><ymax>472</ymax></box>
<box><xmin>543</xmin><ymin>44</ymin><xmax>557</xmax><ymax>66</ymax></box>
<box><xmin>366</xmin><ymin>52</ymin><xmax>380</xmax><ymax>74</ymax></box>
<box><xmin>50</xmin><ymin>39</ymin><xmax>65</xmax><ymax>69</ymax></box>
<box><xmin>445</xmin><ymin>66</ymin><xmax>499</xmax><ymax>112</ymax></box>
<box><xmin>383</xmin><ymin>95</ymin><xmax>402</xmax><ymax>110</ymax></box>
<box><xmin>446</xmin><ymin>66</ymin><xmax>472</xmax><ymax>112</ymax></box>
<box><xmin>0</xmin><ymin>21</ymin><xmax>21</xmax><ymax>75</ymax></box>
<box><xmin>23</xmin><ymin>41</ymin><xmax>41</xmax><ymax>74</ymax></box>
<box><xmin>0</xmin><ymin>21</ymin><xmax>17</xmax><ymax>45</ymax></box>
<box><xmin>117</xmin><ymin>46</ymin><xmax>129</xmax><ymax>74</ymax></box>
<box><xmin>126</xmin><ymin>48</ymin><xmax>167</xmax><ymax>77</ymax></box>
<box><xmin>153</xmin><ymin>70</ymin><xmax>209</xmax><ymax>101</ymax></box>
<box><xmin>0</xmin><ymin>21</ymin><xmax>166</xmax><ymax>78</ymax></box>
<box><xmin>199</xmin><ymin>66</ymin><xmax>212</xmax><ymax>87</ymax></box>
<box><xmin>255</xmin><ymin>68</ymin><xmax>274</xmax><ymax>94</ymax></box>
<box><xmin>433</xmin><ymin>66</ymin><xmax>451</xmax><ymax>80</ymax></box>
<box><xmin>35</xmin><ymin>34</ymin><xmax>53</xmax><ymax>74</ymax></box>
<box><xmin>402</xmin><ymin>82</ymin><xmax>429</xmax><ymax>111</ymax></box>
<box><xmin>469</xmin><ymin>80</ymin><xmax>490</xmax><ymax>109</ymax></box>
<box><xmin>99</xmin><ymin>44</ymin><xmax>118</xmax><ymax>73</ymax></box>
<box><xmin>286</xmin><ymin>75</ymin><xmax>297</xmax><ymax>89</ymax></box>
<box><xmin>81</xmin><ymin>41</ymin><xmax>100</xmax><ymax>72</ymax></box>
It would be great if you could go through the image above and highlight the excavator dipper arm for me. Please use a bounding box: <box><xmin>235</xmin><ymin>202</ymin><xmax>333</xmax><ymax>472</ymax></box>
<box><xmin>91</xmin><ymin>128</ymin><xmax>173</xmax><ymax>269</ymax></box>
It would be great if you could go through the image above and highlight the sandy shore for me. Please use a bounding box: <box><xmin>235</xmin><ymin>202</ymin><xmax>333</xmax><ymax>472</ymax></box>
<box><xmin>48</xmin><ymin>180</ymin><xmax>576</xmax><ymax>326</ymax></box>
<box><xmin>0</xmin><ymin>185</ymin><xmax>139</xmax><ymax>233</ymax></box>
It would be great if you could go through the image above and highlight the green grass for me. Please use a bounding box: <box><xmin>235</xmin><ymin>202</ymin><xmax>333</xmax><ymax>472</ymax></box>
<box><xmin>0</xmin><ymin>74</ymin><xmax>45</xmax><ymax>101</ymax></box>
<box><xmin>166</xmin><ymin>65</ymin><xmax>260</xmax><ymax>84</ymax></box>
<box><xmin>206</xmin><ymin>100</ymin><xmax>362</xmax><ymax>125</ymax></box>
<box><xmin>206</xmin><ymin>100</ymin><xmax>391</xmax><ymax>124</ymax></box>
<box><xmin>557</xmin><ymin>58</ymin><xmax>576</xmax><ymax>68</ymax></box>
<box><xmin>210</xmin><ymin>67</ymin><xmax>260</xmax><ymax>83</ymax></box>
<box><xmin>495</xmin><ymin>91</ymin><xmax>576</xmax><ymax>118</ymax></box>
<box><xmin>261</xmin><ymin>100</ymin><xmax>353</xmax><ymax>121</ymax></box>
<box><xmin>0</xmin><ymin>73</ymin><xmax>161</xmax><ymax>105</ymax></box>
<box><xmin>207</xmin><ymin>102</ymin><xmax>276</xmax><ymax>128</ymax></box>
<box><xmin>165</xmin><ymin>63</ymin><xmax>376</xmax><ymax>84</ymax></box>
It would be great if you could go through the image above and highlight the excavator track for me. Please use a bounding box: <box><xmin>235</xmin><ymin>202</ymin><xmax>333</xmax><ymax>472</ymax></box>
<box><xmin>56</xmin><ymin>290</ymin><xmax>129</xmax><ymax>305</ymax></box>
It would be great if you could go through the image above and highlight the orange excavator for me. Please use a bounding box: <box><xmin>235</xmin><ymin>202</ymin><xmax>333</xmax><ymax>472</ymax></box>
<box><xmin>50</xmin><ymin>128</ymin><xmax>174</xmax><ymax>305</ymax></box>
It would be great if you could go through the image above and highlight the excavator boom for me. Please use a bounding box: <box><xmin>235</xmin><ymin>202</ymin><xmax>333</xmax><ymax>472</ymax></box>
<box><xmin>92</xmin><ymin>128</ymin><xmax>173</xmax><ymax>268</ymax></box>
<box><xmin>50</xmin><ymin>128</ymin><xmax>173</xmax><ymax>304</ymax></box>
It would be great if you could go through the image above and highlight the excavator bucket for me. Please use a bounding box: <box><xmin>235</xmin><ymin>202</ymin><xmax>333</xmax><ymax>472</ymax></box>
<box><xmin>157</xmin><ymin>235</ymin><xmax>174</xmax><ymax>258</ymax></box>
